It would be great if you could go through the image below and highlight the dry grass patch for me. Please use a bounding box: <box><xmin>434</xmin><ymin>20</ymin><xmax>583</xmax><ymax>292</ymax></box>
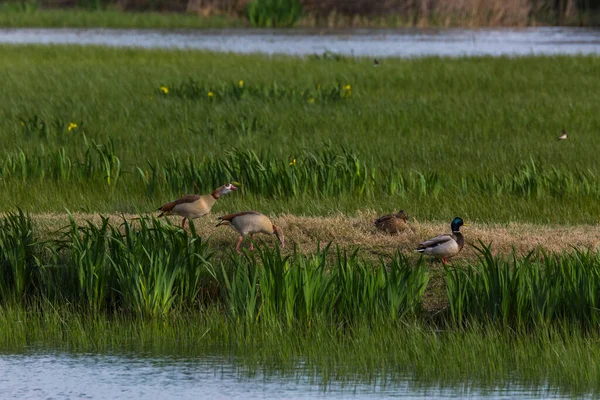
<box><xmin>27</xmin><ymin>211</ymin><xmax>600</xmax><ymax>259</ymax></box>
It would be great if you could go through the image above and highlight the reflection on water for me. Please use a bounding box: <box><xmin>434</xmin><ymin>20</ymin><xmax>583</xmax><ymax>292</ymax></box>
<box><xmin>0</xmin><ymin>352</ymin><xmax>572</xmax><ymax>399</ymax></box>
<box><xmin>0</xmin><ymin>27</ymin><xmax>599</xmax><ymax>57</ymax></box>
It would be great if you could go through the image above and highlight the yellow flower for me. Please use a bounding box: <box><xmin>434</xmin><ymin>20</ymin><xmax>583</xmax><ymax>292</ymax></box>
<box><xmin>238</xmin><ymin>80</ymin><xmax>244</xmax><ymax>88</ymax></box>
<box><xmin>67</xmin><ymin>122</ymin><xmax>78</xmax><ymax>131</ymax></box>
<box><xmin>308</xmin><ymin>98</ymin><xmax>315</xmax><ymax>103</ymax></box>
<box><xmin>289</xmin><ymin>158</ymin><xmax>297</xmax><ymax>166</ymax></box>
<box><xmin>160</xmin><ymin>86</ymin><xmax>168</xmax><ymax>94</ymax></box>
<box><xmin>345</xmin><ymin>84</ymin><xmax>351</xmax><ymax>91</ymax></box>
<box><xmin>208</xmin><ymin>91</ymin><xmax>214</xmax><ymax>98</ymax></box>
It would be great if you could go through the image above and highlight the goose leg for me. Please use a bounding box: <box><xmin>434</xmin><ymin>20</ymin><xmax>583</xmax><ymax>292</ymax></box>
<box><xmin>181</xmin><ymin>217</ymin><xmax>187</xmax><ymax>229</ymax></box>
<box><xmin>441</xmin><ymin>257</ymin><xmax>448</xmax><ymax>265</ymax></box>
<box><xmin>235</xmin><ymin>235</ymin><xmax>244</xmax><ymax>254</ymax></box>
<box><xmin>249</xmin><ymin>234</ymin><xmax>254</xmax><ymax>251</ymax></box>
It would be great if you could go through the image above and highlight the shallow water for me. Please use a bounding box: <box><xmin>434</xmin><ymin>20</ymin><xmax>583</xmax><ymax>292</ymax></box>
<box><xmin>0</xmin><ymin>352</ymin><xmax>576</xmax><ymax>399</ymax></box>
<box><xmin>0</xmin><ymin>27</ymin><xmax>599</xmax><ymax>57</ymax></box>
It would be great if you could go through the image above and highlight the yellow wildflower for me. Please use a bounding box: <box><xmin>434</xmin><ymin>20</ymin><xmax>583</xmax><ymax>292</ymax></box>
<box><xmin>67</xmin><ymin>122</ymin><xmax>78</xmax><ymax>131</ymax></box>
<box><xmin>160</xmin><ymin>86</ymin><xmax>168</xmax><ymax>94</ymax></box>
<box><xmin>308</xmin><ymin>98</ymin><xmax>315</xmax><ymax>104</ymax></box>
<box><xmin>208</xmin><ymin>91</ymin><xmax>215</xmax><ymax>98</ymax></box>
<box><xmin>345</xmin><ymin>84</ymin><xmax>351</xmax><ymax>91</ymax></box>
<box><xmin>289</xmin><ymin>158</ymin><xmax>297</xmax><ymax>166</ymax></box>
<box><xmin>238</xmin><ymin>80</ymin><xmax>244</xmax><ymax>88</ymax></box>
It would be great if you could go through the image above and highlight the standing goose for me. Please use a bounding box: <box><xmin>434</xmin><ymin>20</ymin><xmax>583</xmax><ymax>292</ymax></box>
<box><xmin>216</xmin><ymin>211</ymin><xmax>284</xmax><ymax>253</ymax></box>
<box><xmin>158</xmin><ymin>183</ymin><xmax>237</xmax><ymax>228</ymax></box>
<box><xmin>374</xmin><ymin>210</ymin><xmax>409</xmax><ymax>235</ymax></box>
<box><xmin>416</xmin><ymin>217</ymin><xmax>466</xmax><ymax>264</ymax></box>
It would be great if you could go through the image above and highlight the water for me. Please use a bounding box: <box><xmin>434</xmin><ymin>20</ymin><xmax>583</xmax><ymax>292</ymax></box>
<box><xmin>0</xmin><ymin>352</ymin><xmax>576</xmax><ymax>399</ymax></box>
<box><xmin>0</xmin><ymin>27</ymin><xmax>599</xmax><ymax>57</ymax></box>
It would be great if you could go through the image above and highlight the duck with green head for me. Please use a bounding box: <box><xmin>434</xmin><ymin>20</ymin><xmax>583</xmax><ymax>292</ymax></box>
<box><xmin>416</xmin><ymin>217</ymin><xmax>466</xmax><ymax>264</ymax></box>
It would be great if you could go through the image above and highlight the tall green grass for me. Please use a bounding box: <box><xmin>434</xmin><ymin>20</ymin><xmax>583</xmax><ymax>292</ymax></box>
<box><xmin>446</xmin><ymin>243</ymin><xmax>600</xmax><ymax>328</ymax></box>
<box><xmin>246</xmin><ymin>0</ymin><xmax>302</xmax><ymax>27</ymax></box>
<box><xmin>219</xmin><ymin>244</ymin><xmax>428</xmax><ymax>324</ymax></box>
<box><xmin>0</xmin><ymin>211</ymin><xmax>428</xmax><ymax>322</ymax></box>
<box><xmin>4</xmin><ymin>210</ymin><xmax>600</xmax><ymax>329</ymax></box>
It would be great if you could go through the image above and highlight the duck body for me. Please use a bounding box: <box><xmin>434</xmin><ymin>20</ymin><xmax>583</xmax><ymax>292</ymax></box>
<box><xmin>374</xmin><ymin>210</ymin><xmax>409</xmax><ymax>235</ymax></box>
<box><xmin>217</xmin><ymin>211</ymin><xmax>284</xmax><ymax>253</ymax></box>
<box><xmin>417</xmin><ymin>217</ymin><xmax>465</xmax><ymax>263</ymax></box>
<box><xmin>158</xmin><ymin>183</ymin><xmax>237</xmax><ymax>228</ymax></box>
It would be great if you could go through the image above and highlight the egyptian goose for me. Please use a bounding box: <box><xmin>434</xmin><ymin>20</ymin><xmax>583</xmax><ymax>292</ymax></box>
<box><xmin>416</xmin><ymin>217</ymin><xmax>466</xmax><ymax>264</ymax></box>
<box><xmin>374</xmin><ymin>210</ymin><xmax>409</xmax><ymax>235</ymax></box>
<box><xmin>157</xmin><ymin>183</ymin><xmax>237</xmax><ymax>228</ymax></box>
<box><xmin>216</xmin><ymin>211</ymin><xmax>284</xmax><ymax>253</ymax></box>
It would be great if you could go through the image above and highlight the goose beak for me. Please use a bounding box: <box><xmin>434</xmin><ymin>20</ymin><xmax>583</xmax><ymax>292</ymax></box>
<box><xmin>230</xmin><ymin>184</ymin><xmax>238</xmax><ymax>191</ymax></box>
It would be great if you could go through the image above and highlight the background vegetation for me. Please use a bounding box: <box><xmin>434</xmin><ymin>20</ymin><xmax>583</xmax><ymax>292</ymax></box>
<box><xmin>1</xmin><ymin>45</ymin><xmax>600</xmax><ymax>223</ymax></box>
<box><xmin>0</xmin><ymin>0</ymin><xmax>599</xmax><ymax>28</ymax></box>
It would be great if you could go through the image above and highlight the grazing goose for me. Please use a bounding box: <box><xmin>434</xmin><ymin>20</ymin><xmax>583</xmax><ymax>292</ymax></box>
<box><xmin>558</xmin><ymin>130</ymin><xmax>568</xmax><ymax>140</ymax></box>
<box><xmin>216</xmin><ymin>211</ymin><xmax>284</xmax><ymax>253</ymax></box>
<box><xmin>416</xmin><ymin>217</ymin><xmax>466</xmax><ymax>264</ymax></box>
<box><xmin>374</xmin><ymin>210</ymin><xmax>409</xmax><ymax>235</ymax></box>
<box><xmin>158</xmin><ymin>183</ymin><xmax>237</xmax><ymax>228</ymax></box>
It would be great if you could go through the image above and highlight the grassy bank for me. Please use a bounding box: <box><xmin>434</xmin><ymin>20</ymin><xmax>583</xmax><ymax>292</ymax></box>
<box><xmin>3</xmin><ymin>211</ymin><xmax>600</xmax><ymax>393</ymax></box>
<box><xmin>3</xmin><ymin>211</ymin><xmax>600</xmax><ymax>324</ymax></box>
<box><xmin>2</xmin><ymin>45</ymin><xmax>600</xmax><ymax>223</ymax></box>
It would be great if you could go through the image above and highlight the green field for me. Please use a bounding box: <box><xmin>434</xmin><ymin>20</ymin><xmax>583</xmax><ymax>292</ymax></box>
<box><xmin>3</xmin><ymin>44</ymin><xmax>600</xmax><ymax>394</ymax></box>
<box><xmin>1</xmin><ymin>45</ymin><xmax>600</xmax><ymax>223</ymax></box>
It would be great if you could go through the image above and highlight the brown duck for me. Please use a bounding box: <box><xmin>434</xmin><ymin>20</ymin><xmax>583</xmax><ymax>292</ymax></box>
<box><xmin>374</xmin><ymin>210</ymin><xmax>409</xmax><ymax>235</ymax></box>
<box><xmin>157</xmin><ymin>183</ymin><xmax>237</xmax><ymax>228</ymax></box>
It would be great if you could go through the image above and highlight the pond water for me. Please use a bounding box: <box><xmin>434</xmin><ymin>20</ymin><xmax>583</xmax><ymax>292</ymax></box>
<box><xmin>0</xmin><ymin>352</ymin><xmax>575</xmax><ymax>399</ymax></box>
<box><xmin>0</xmin><ymin>27</ymin><xmax>599</xmax><ymax>57</ymax></box>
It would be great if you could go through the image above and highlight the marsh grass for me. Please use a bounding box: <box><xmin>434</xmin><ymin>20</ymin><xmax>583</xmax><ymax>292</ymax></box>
<box><xmin>2</xmin><ymin>304</ymin><xmax>600</xmax><ymax>395</ymax></box>
<box><xmin>3</xmin><ymin>210</ymin><xmax>600</xmax><ymax>331</ymax></box>
<box><xmin>446</xmin><ymin>242</ymin><xmax>600</xmax><ymax>329</ymax></box>
<box><xmin>2</xmin><ymin>46</ymin><xmax>600</xmax><ymax>222</ymax></box>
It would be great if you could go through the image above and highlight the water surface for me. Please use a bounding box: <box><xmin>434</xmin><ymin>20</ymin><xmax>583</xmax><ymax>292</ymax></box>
<box><xmin>0</xmin><ymin>27</ymin><xmax>599</xmax><ymax>57</ymax></box>
<box><xmin>0</xmin><ymin>352</ymin><xmax>575</xmax><ymax>399</ymax></box>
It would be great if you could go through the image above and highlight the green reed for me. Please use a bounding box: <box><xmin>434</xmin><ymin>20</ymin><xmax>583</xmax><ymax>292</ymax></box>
<box><xmin>446</xmin><ymin>242</ymin><xmax>600</xmax><ymax>328</ymax></box>
<box><xmin>217</xmin><ymin>243</ymin><xmax>428</xmax><ymax>325</ymax></box>
<box><xmin>4</xmin><ymin>141</ymin><xmax>600</xmax><ymax>203</ymax></box>
<box><xmin>0</xmin><ymin>210</ymin><xmax>37</xmax><ymax>303</ymax></box>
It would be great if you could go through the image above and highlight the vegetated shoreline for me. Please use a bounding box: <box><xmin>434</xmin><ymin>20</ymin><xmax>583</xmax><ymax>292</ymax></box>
<box><xmin>0</xmin><ymin>0</ymin><xmax>600</xmax><ymax>29</ymax></box>
<box><xmin>0</xmin><ymin>3</ymin><xmax>598</xmax><ymax>29</ymax></box>
<box><xmin>3</xmin><ymin>306</ymin><xmax>600</xmax><ymax>396</ymax></box>
<box><xmin>3</xmin><ymin>211</ymin><xmax>600</xmax><ymax>394</ymax></box>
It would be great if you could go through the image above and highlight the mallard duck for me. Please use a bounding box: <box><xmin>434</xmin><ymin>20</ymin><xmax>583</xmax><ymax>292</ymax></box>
<box><xmin>157</xmin><ymin>183</ymin><xmax>237</xmax><ymax>228</ymax></box>
<box><xmin>216</xmin><ymin>211</ymin><xmax>284</xmax><ymax>253</ymax></box>
<box><xmin>416</xmin><ymin>217</ymin><xmax>465</xmax><ymax>264</ymax></box>
<box><xmin>374</xmin><ymin>210</ymin><xmax>409</xmax><ymax>235</ymax></box>
<box><xmin>558</xmin><ymin>130</ymin><xmax>568</xmax><ymax>140</ymax></box>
